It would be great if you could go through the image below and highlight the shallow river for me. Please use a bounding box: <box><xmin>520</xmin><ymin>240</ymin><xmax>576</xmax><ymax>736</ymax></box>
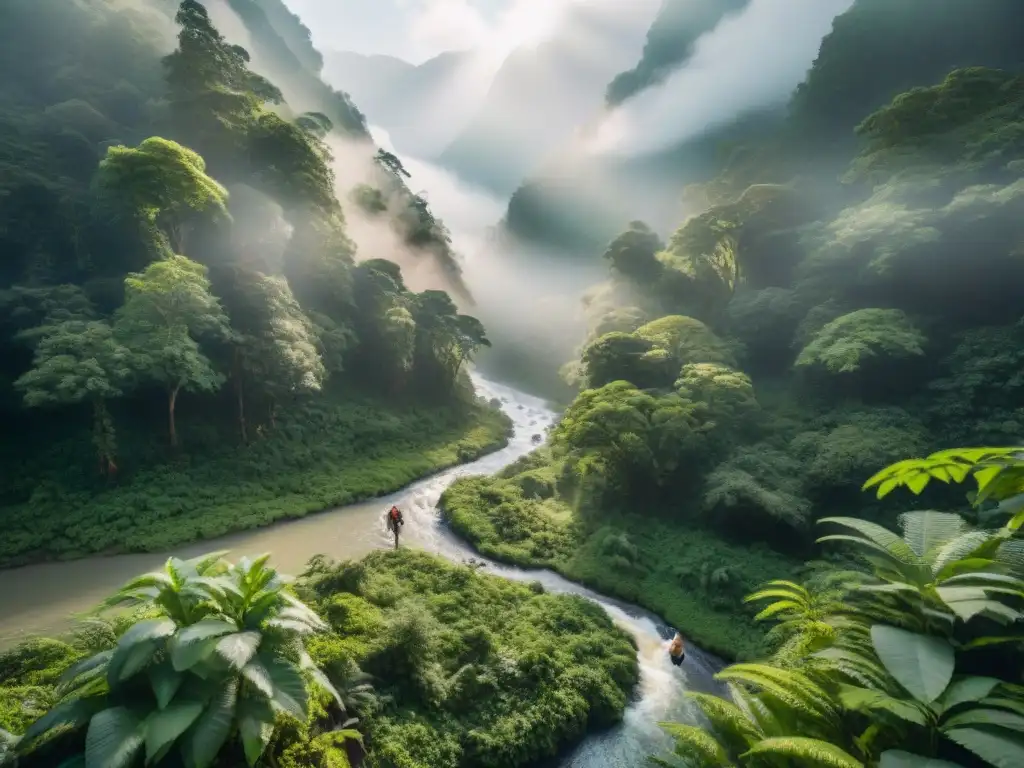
<box><xmin>0</xmin><ymin>375</ymin><xmax>719</xmax><ymax>766</ymax></box>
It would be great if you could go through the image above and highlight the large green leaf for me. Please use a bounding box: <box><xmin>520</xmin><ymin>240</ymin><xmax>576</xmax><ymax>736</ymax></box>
<box><xmin>148</xmin><ymin>662</ymin><xmax>184</xmax><ymax>710</ymax></box>
<box><xmin>237</xmin><ymin>699</ymin><xmax>276</xmax><ymax>767</ymax></box>
<box><xmin>144</xmin><ymin>702</ymin><xmax>203</xmax><ymax>762</ymax></box>
<box><xmin>241</xmin><ymin>655</ymin><xmax>273</xmax><ymax>697</ymax></box>
<box><xmin>944</xmin><ymin>726</ymin><xmax>1024</xmax><ymax>768</ymax></box>
<box><xmin>879</xmin><ymin>750</ymin><xmax>965</xmax><ymax>767</ymax></box>
<box><xmin>741</xmin><ymin>737</ymin><xmax>863</xmax><ymax>767</ymax></box>
<box><xmin>180</xmin><ymin>678</ymin><xmax>238</xmax><ymax>768</ymax></box>
<box><xmin>215</xmin><ymin>631</ymin><xmax>261</xmax><ymax>669</ymax></box>
<box><xmin>937</xmin><ymin>677</ymin><xmax>1001</xmax><ymax>714</ymax></box>
<box><xmin>265</xmin><ymin>656</ymin><xmax>309</xmax><ymax>720</ymax></box>
<box><xmin>942</xmin><ymin>707</ymin><xmax>1024</xmax><ymax>733</ymax></box>
<box><xmin>169</xmin><ymin>619</ymin><xmax>237</xmax><ymax>672</ymax></box>
<box><xmin>20</xmin><ymin>697</ymin><xmax>101</xmax><ymax>745</ymax></box>
<box><xmin>84</xmin><ymin>707</ymin><xmax>144</xmax><ymax>768</ymax></box>
<box><xmin>870</xmin><ymin>625</ymin><xmax>954</xmax><ymax>704</ymax></box>
<box><xmin>107</xmin><ymin>639</ymin><xmax>160</xmax><ymax>686</ymax></box>
<box><xmin>58</xmin><ymin>650</ymin><xmax>113</xmax><ymax>690</ymax></box>
<box><xmin>837</xmin><ymin>684</ymin><xmax>928</xmax><ymax>725</ymax></box>
<box><xmin>299</xmin><ymin>650</ymin><xmax>343</xmax><ymax>709</ymax></box>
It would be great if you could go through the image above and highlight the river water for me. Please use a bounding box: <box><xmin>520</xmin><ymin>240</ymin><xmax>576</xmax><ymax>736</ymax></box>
<box><xmin>0</xmin><ymin>374</ymin><xmax>719</xmax><ymax>766</ymax></box>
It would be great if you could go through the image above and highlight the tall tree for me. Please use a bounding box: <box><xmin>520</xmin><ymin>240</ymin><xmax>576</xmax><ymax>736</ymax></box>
<box><xmin>92</xmin><ymin>136</ymin><xmax>230</xmax><ymax>255</ymax></box>
<box><xmin>215</xmin><ymin>266</ymin><xmax>326</xmax><ymax>440</ymax></box>
<box><xmin>114</xmin><ymin>255</ymin><xmax>230</xmax><ymax>447</ymax></box>
<box><xmin>411</xmin><ymin>290</ymin><xmax>490</xmax><ymax>389</ymax></box>
<box><xmin>14</xmin><ymin>320</ymin><xmax>133</xmax><ymax>475</ymax></box>
<box><xmin>163</xmin><ymin>0</ymin><xmax>281</xmax><ymax>153</ymax></box>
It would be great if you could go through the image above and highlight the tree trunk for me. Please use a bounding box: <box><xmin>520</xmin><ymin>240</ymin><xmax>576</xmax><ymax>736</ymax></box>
<box><xmin>92</xmin><ymin>398</ymin><xmax>117</xmax><ymax>476</ymax></box>
<box><xmin>234</xmin><ymin>350</ymin><xmax>248</xmax><ymax>443</ymax></box>
<box><xmin>169</xmin><ymin>384</ymin><xmax>181</xmax><ymax>448</ymax></box>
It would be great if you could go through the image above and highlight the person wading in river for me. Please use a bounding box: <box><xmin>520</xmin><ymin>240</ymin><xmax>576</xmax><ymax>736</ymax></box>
<box><xmin>668</xmin><ymin>632</ymin><xmax>686</xmax><ymax>667</ymax></box>
<box><xmin>385</xmin><ymin>505</ymin><xmax>404</xmax><ymax>549</ymax></box>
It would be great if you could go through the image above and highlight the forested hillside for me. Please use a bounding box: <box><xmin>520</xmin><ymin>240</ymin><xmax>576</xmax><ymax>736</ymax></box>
<box><xmin>444</xmin><ymin>0</ymin><xmax>1024</xmax><ymax>660</ymax></box>
<box><xmin>502</xmin><ymin>0</ymin><xmax>1024</xmax><ymax>253</ymax></box>
<box><xmin>0</xmin><ymin>0</ymin><xmax>502</xmax><ymax>567</ymax></box>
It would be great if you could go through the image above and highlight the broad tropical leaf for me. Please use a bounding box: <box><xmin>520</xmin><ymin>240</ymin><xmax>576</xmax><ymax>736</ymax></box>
<box><xmin>20</xmin><ymin>697</ymin><xmax>101</xmax><ymax>746</ymax></box>
<box><xmin>215</xmin><ymin>631</ymin><xmax>261</xmax><ymax>669</ymax></box>
<box><xmin>870</xmin><ymin>625</ymin><xmax>954</xmax><ymax>704</ymax></box>
<box><xmin>180</xmin><ymin>678</ymin><xmax>238</xmax><ymax>768</ymax></box>
<box><xmin>144</xmin><ymin>702</ymin><xmax>203</xmax><ymax>762</ymax></box>
<box><xmin>937</xmin><ymin>677</ymin><xmax>1001</xmax><ymax>714</ymax></box>
<box><xmin>237</xmin><ymin>699</ymin><xmax>275</xmax><ymax>767</ymax></box>
<box><xmin>85</xmin><ymin>707</ymin><xmax>144</xmax><ymax>768</ymax></box>
<box><xmin>837</xmin><ymin>684</ymin><xmax>928</xmax><ymax>725</ymax></box>
<box><xmin>148</xmin><ymin>662</ymin><xmax>184</xmax><ymax>709</ymax></box>
<box><xmin>265</xmin><ymin>656</ymin><xmax>308</xmax><ymax>720</ymax></box>
<box><xmin>944</xmin><ymin>726</ymin><xmax>1024</xmax><ymax>768</ymax></box>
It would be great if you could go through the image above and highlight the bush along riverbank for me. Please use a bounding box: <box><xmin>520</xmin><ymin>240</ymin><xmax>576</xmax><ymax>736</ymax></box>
<box><xmin>440</xmin><ymin>447</ymin><xmax>802</xmax><ymax>662</ymax></box>
<box><xmin>0</xmin><ymin>548</ymin><xmax>639</xmax><ymax>768</ymax></box>
<box><xmin>0</xmin><ymin>396</ymin><xmax>512</xmax><ymax>569</ymax></box>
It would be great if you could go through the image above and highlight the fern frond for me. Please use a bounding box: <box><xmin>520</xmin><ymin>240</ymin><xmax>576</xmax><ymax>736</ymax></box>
<box><xmin>716</xmin><ymin>664</ymin><xmax>837</xmax><ymax>720</ymax></box>
<box><xmin>687</xmin><ymin>692</ymin><xmax>762</xmax><ymax>748</ymax></box>
<box><xmin>741</xmin><ymin>737</ymin><xmax>863</xmax><ymax>767</ymax></box>
<box><xmin>657</xmin><ymin>722</ymin><xmax>734</xmax><ymax>767</ymax></box>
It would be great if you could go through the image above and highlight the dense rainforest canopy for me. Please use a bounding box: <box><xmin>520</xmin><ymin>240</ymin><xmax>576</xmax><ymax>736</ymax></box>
<box><xmin>0</xmin><ymin>0</ymin><xmax>496</xmax><ymax>566</ymax></box>
<box><xmin>3</xmin><ymin>0</ymin><xmax>1024</xmax><ymax>767</ymax></box>
<box><xmin>442</xmin><ymin>1</ymin><xmax>1024</xmax><ymax>765</ymax></box>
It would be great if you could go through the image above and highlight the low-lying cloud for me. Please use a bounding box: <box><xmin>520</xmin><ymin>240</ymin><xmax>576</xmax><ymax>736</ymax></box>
<box><xmin>586</xmin><ymin>0</ymin><xmax>856</xmax><ymax>158</ymax></box>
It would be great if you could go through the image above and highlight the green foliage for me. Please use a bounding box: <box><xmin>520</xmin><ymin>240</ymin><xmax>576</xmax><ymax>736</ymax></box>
<box><xmin>12</xmin><ymin>552</ymin><xmax>346</xmax><ymax>768</ymax></box>
<box><xmin>577</xmin><ymin>314</ymin><xmax>735</xmax><ymax>390</ymax></box>
<box><xmin>14</xmin><ymin>319</ymin><xmax>132</xmax><ymax>470</ymax></box>
<box><xmin>93</xmin><ymin>136</ymin><xmax>230</xmax><ymax>255</ymax></box>
<box><xmin>848</xmin><ymin>67</ymin><xmax>1024</xmax><ymax>186</ymax></box>
<box><xmin>655</xmin><ymin>449</ymin><xmax>1024</xmax><ymax>767</ymax></box>
<box><xmin>788</xmin><ymin>0</ymin><xmax>1024</xmax><ymax>154</ymax></box>
<box><xmin>795</xmin><ymin>309</ymin><xmax>926</xmax><ymax>375</ymax></box>
<box><xmin>0</xmin><ymin>0</ymin><xmax>489</xmax><ymax>565</ymax></box>
<box><xmin>441</xmin><ymin>460</ymin><xmax>802</xmax><ymax>660</ymax></box>
<box><xmin>552</xmin><ymin>381</ymin><xmax>712</xmax><ymax>500</ymax></box>
<box><xmin>300</xmin><ymin>549</ymin><xmax>641</xmax><ymax>768</ymax></box>
<box><xmin>0</xmin><ymin>396</ymin><xmax>510</xmax><ymax>567</ymax></box>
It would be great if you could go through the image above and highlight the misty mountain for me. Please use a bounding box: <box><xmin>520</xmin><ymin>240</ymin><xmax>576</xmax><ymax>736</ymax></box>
<box><xmin>500</xmin><ymin>0</ymin><xmax>1024</xmax><ymax>255</ymax></box>
<box><xmin>321</xmin><ymin>49</ymin><xmax>487</xmax><ymax>158</ymax></box>
<box><xmin>434</xmin><ymin>0</ymin><xmax>660</xmax><ymax>196</ymax></box>
<box><xmin>605</xmin><ymin>0</ymin><xmax>752</xmax><ymax>107</ymax></box>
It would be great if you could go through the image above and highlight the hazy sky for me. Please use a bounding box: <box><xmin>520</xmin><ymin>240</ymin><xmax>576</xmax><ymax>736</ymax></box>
<box><xmin>282</xmin><ymin>0</ymin><xmax>580</xmax><ymax>64</ymax></box>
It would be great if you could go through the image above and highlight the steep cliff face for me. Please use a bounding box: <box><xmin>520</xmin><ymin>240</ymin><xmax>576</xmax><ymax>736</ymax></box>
<box><xmin>434</xmin><ymin>0</ymin><xmax>660</xmax><ymax>195</ymax></box>
<box><xmin>501</xmin><ymin>0</ymin><xmax>1024</xmax><ymax>255</ymax></box>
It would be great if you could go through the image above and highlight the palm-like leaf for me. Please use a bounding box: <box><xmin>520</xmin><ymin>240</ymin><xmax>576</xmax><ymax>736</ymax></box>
<box><xmin>15</xmin><ymin>554</ymin><xmax>337</xmax><ymax>768</ymax></box>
